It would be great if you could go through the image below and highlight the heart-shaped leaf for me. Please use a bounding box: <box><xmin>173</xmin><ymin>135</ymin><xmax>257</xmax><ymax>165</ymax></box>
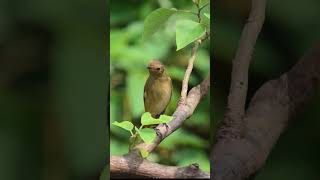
<box><xmin>176</xmin><ymin>20</ymin><xmax>206</xmax><ymax>50</ymax></box>
<box><xmin>143</xmin><ymin>8</ymin><xmax>177</xmax><ymax>41</ymax></box>
<box><xmin>138</xmin><ymin>128</ymin><xmax>157</xmax><ymax>144</ymax></box>
<box><xmin>159</xmin><ymin>114</ymin><xmax>174</xmax><ymax>123</ymax></box>
<box><xmin>141</xmin><ymin>112</ymin><xmax>162</xmax><ymax>125</ymax></box>
<box><xmin>112</xmin><ymin>121</ymin><xmax>134</xmax><ymax>132</ymax></box>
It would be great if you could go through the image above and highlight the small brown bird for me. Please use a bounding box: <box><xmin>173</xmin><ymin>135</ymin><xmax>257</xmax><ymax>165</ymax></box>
<box><xmin>144</xmin><ymin>60</ymin><xmax>172</xmax><ymax>118</ymax></box>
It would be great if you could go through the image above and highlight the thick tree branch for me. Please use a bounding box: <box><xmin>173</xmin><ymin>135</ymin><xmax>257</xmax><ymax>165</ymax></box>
<box><xmin>222</xmin><ymin>0</ymin><xmax>267</xmax><ymax>138</ymax></box>
<box><xmin>211</xmin><ymin>44</ymin><xmax>320</xmax><ymax>180</ymax></box>
<box><xmin>111</xmin><ymin>152</ymin><xmax>209</xmax><ymax>179</ymax></box>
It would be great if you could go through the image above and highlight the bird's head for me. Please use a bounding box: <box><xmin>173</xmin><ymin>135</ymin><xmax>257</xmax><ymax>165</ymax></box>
<box><xmin>147</xmin><ymin>60</ymin><xmax>165</xmax><ymax>76</ymax></box>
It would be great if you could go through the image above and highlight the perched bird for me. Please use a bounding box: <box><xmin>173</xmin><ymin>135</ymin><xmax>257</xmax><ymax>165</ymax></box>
<box><xmin>144</xmin><ymin>60</ymin><xmax>172</xmax><ymax>118</ymax></box>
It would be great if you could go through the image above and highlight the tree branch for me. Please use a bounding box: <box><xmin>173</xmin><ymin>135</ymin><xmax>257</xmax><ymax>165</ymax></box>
<box><xmin>221</xmin><ymin>0</ymin><xmax>267</xmax><ymax>138</ymax></box>
<box><xmin>211</xmin><ymin>44</ymin><xmax>320</xmax><ymax>180</ymax></box>
<box><xmin>111</xmin><ymin>152</ymin><xmax>209</xmax><ymax>179</ymax></box>
<box><xmin>180</xmin><ymin>35</ymin><xmax>207</xmax><ymax>104</ymax></box>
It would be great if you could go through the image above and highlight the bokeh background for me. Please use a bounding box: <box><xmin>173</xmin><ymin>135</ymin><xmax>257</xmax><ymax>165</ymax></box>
<box><xmin>0</xmin><ymin>0</ymin><xmax>107</xmax><ymax>180</ymax></box>
<box><xmin>110</xmin><ymin>0</ymin><xmax>210</xmax><ymax>173</ymax></box>
<box><xmin>213</xmin><ymin>0</ymin><xmax>320</xmax><ymax>179</ymax></box>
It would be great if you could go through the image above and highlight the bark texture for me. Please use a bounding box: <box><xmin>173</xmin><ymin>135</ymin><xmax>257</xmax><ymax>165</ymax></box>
<box><xmin>211</xmin><ymin>44</ymin><xmax>320</xmax><ymax>180</ymax></box>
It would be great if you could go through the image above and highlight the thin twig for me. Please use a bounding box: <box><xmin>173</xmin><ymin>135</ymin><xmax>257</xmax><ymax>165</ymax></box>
<box><xmin>180</xmin><ymin>41</ymin><xmax>200</xmax><ymax>104</ymax></box>
<box><xmin>180</xmin><ymin>34</ymin><xmax>208</xmax><ymax>105</ymax></box>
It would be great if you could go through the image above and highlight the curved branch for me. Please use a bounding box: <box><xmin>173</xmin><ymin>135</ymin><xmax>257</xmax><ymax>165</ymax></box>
<box><xmin>222</xmin><ymin>0</ymin><xmax>267</xmax><ymax>138</ymax></box>
<box><xmin>111</xmin><ymin>153</ymin><xmax>209</xmax><ymax>179</ymax></box>
<box><xmin>211</xmin><ymin>44</ymin><xmax>320</xmax><ymax>180</ymax></box>
<box><xmin>180</xmin><ymin>35</ymin><xmax>208</xmax><ymax>104</ymax></box>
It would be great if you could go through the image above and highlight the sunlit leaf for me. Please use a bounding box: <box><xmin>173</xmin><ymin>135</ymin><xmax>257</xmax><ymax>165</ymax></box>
<box><xmin>159</xmin><ymin>114</ymin><xmax>174</xmax><ymax>123</ymax></box>
<box><xmin>112</xmin><ymin>121</ymin><xmax>134</xmax><ymax>132</ymax></box>
<box><xmin>138</xmin><ymin>128</ymin><xmax>157</xmax><ymax>144</ymax></box>
<box><xmin>176</xmin><ymin>20</ymin><xmax>206</xmax><ymax>50</ymax></box>
<box><xmin>143</xmin><ymin>8</ymin><xmax>177</xmax><ymax>41</ymax></box>
<box><xmin>141</xmin><ymin>112</ymin><xmax>173</xmax><ymax>125</ymax></box>
<box><xmin>141</xmin><ymin>112</ymin><xmax>157</xmax><ymax>125</ymax></box>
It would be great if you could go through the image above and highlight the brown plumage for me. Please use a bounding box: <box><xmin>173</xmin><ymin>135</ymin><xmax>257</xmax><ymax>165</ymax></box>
<box><xmin>144</xmin><ymin>60</ymin><xmax>172</xmax><ymax>118</ymax></box>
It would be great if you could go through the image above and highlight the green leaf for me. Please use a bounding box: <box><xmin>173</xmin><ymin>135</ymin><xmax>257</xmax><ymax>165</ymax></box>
<box><xmin>138</xmin><ymin>128</ymin><xmax>157</xmax><ymax>144</ymax></box>
<box><xmin>139</xmin><ymin>149</ymin><xmax>150</xmax><ymax>158</ymax></box>
<box><xmin>159</xmin><ymin>114</ymin><xmax>174</xmax><ymax>123</ymax></box>
<box><xmin>143</xmin><ymin>8</ymin><xmax>177</xmax><ymax>41</ymax></box>
<box><xmin>204</xmin><ymin>13</ymin><xmax>210</xmax><ymax>19</ymax></box>
<box><xmin>141</xmin><ymin>112</ymin><xmax>173</xmax><ymax>125</ymax></box>
<box><xmin>112</xmin><ymin>121</ymin><xmax>134</xmax><ymax>132</ymax></box>
<box><xmin>176</xmin><ymin>20</ymin><xmax>206</xmax><ymax>50</ymax></box>
<box><xmin>141</xmin><ymin>112</ymin><xmax>162</xmax><ymax>125</ymax></box>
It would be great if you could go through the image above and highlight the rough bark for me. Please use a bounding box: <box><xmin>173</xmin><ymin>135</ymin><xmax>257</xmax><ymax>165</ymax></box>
<box><xmin>111</xmin><ymin>152</ymin><xmax>209</xmax><ymax>179</ymax></box>
<box><xmin>211</xmin><ymin>44</ymin><xmax>320</xmax><ymax>180</ymax></box>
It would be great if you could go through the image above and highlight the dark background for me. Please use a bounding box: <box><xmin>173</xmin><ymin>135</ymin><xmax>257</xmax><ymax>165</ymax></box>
<box><xmin>213</xmin><ymin>0</ymin><xmax>320</xmax><ymax>179</ymax></box>
<box><xmin>0</xmin><ymin>0</ymin><xmax>108</xmax><ymax>180</ymax></box>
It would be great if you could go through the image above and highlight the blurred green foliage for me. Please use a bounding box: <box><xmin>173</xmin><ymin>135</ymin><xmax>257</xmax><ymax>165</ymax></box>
<box><xmin>110</xmin><ymin>0</ymin><xmax>210</xmax><ymax>172</ymax></box>
<box><xmin>0</xmin><ymin>0</ymin><xmax>107</xmax><ymax>179</ymax></box>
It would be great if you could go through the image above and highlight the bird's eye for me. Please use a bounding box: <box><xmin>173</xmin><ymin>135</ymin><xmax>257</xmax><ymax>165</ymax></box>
<box><xmin>156</xmin><ymin>68</ymin><xmax>161</xmax><ymax>71</ymax></box>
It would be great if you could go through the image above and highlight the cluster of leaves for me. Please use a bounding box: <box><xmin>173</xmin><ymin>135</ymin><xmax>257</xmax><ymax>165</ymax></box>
<box><xmin>112</xmin><ymin>112</ymin><xmax>173</xmax><ymax>157</ymax></box>
<box><xmin>143</xmin><ymin>0</ymin><xmax>210</xmax><ymax>50</ymax></box>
